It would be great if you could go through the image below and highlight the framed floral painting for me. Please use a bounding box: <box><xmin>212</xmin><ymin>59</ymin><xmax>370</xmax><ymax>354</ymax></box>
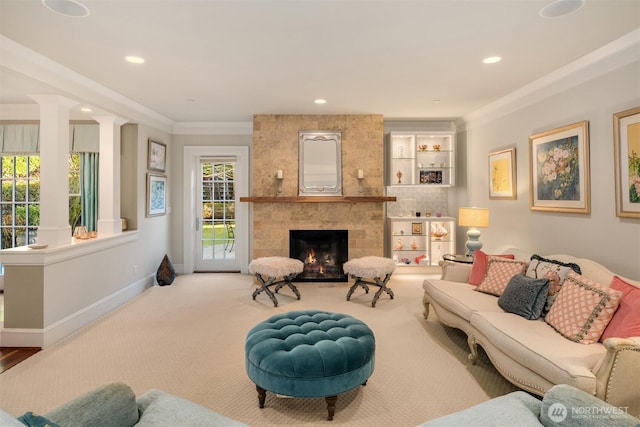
<box><xmin>613</xmin><ymin>106</ymin><xmax>640</xmax><ymax>218</ymax></box>
<box><xmin>529</xmin><ymin>121</ymin><xmax>590</xmax><ymax>213</ymax></box>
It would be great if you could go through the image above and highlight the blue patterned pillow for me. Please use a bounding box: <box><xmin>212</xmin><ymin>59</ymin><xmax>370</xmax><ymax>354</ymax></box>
<box><xmin>498</xmin><ymin>274</ymin><xmax>550</xmax><ymax>320</ymax></box>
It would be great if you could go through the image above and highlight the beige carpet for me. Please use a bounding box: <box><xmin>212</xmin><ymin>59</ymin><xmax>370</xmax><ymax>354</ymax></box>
<box><xmin>0</xmin><ymin>273</ymin><xmax>517</xmax><ymax>426</ymax></box>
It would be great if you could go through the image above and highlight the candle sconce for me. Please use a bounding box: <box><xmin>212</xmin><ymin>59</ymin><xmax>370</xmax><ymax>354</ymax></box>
<box><xmin>276</xmin><ymin>170</ymin><xmax>283</xmax><ymax>194</ymax></box>
<box><xmin>357</xmin><ymin>169</ymin><xmax>364</xmax><ymax>194</ymax></box>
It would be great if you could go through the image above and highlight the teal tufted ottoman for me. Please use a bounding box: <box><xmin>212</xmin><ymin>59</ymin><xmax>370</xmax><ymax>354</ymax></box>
<box><xmin>245</xmin><ymin>310</ymin><xmax>375</xmax><ymax>420</ymax></box>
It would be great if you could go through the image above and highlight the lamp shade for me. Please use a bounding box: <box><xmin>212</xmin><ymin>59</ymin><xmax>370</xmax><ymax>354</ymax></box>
<box><xmin>458</xmin><ymin>207</ymin><xmax>490</xmax><ymax>228</ymax></box>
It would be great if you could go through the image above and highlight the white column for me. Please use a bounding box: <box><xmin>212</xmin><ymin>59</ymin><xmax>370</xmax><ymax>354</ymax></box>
<box><xmin>29</xmin><ymin>95</ymin><xmax>78</xmax><ymax>247</ymax></box>
<box><xmin>93</xmin><ymin>115</ymin><xmax>127</xmax><ymax>236</ymax></box>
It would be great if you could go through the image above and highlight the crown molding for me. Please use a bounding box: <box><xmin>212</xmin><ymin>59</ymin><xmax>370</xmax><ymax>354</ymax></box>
<box><xmin>172</xmin><ymin>121</ymin><xmax>253</xmax><ymax>135</ymax></box>
<box><xmin>0</xmin><ymin>35</ymin><xmax>174</xmax><ymax>133</ymax></box>
<box><xmin>460</xmin><ymin>28</ymin><xmax>640</xmax><ymax>131</ymax></box>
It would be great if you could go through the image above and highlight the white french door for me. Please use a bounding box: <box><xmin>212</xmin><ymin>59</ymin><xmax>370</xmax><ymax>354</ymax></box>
<box><xmin>196</xmin><ymin>158</ymin><xmax>237</xmax><ymax>271</ymax></box>
<box><xmin>183</xmin><ymin>146</ymin><xmax>249</xmax><ymax>273</ymax></box>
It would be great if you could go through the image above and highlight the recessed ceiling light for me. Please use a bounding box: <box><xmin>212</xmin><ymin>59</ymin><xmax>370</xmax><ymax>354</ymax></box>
<box><xmin>539</xmin><ymin>0</ymin><xmax>585</xmax><ymax>18</ymax></box>
<box><xmin>80</xmin><ymin>107</ymin><xmax>92</xmax><ymax>112</ymax></box>
<box><xmin>125</xmin><ymin>56</ymin><xmax>145</xmax><ymax>64</ymax></box>
<box><xmin>41</xmin><ymin>0</ymin><xmax>90</xmax><ymax>17</ymax></box>
<box><xmin>314</xmin><ymin>99</ymin><xmax>327</xmax><ymax>104</ymax></box>
<box><xmin>482</xmin><ymin>56</ymin><xmax>502</xmax><ymax>64</ymax></box>
<box><xmin>433</xmin><ymin>100</ymin><xmax>441</xmax><ymax>104</ymax></box>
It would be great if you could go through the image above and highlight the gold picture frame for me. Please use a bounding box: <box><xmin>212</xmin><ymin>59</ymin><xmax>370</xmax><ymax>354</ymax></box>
<box><xmin>411</xmin><ymin>222</ymin><xmax>422</xmax><ymax>235</ymax></box>
<box><xmin>613</xmin><ymin>106</ymin><xmax>640</xmax><ymax>218</ymax></box>
<box><xmin>529</xmin><ymin>121</ymin><xmax>590</xmax><ymax>214</ymax></box>
<box><xmin>489</xmin><ymin>148</ymin><xmax>516</xmax><ymax>200</ymax></box>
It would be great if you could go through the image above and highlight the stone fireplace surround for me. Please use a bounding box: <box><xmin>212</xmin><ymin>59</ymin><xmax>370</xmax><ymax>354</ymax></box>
<box><xmin>248</xmin><ymin>114</ymin><xmax>389</xmax><ymax>260</ymax></box>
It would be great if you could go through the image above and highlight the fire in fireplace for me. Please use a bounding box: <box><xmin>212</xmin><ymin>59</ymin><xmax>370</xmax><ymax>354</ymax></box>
<box><xmin>289</xmin><ymin>230</ymin><xmax>348</xmax><ymax>282</ymax></box>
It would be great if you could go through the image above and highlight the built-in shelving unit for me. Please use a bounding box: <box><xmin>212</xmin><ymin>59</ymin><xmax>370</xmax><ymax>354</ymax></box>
<box><xmin>386</xmin><ymin>216</ymin><xmax>455</xmax><ymax>267</ymax></box>
<box><xmin>387</xmin><ymin>131</ymin><xmax>455</xmax><ymax>187</ymax></box>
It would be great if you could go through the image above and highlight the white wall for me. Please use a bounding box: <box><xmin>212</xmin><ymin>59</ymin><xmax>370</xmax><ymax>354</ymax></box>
<box><xmin>458</xmin><ymin>60</ymin><xmax>640</xmax><ymax>280</ymax></box>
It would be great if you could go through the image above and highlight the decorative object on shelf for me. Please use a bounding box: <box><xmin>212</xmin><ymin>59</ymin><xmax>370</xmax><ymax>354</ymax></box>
<box><xmin>400</xmin><ymin>258</ymin><xmax>411</xmax><ymax>265</ymax></box>
<box><xmin>400</xmin><ymin>230</ymin><xmax>404</xmax><ymax>235</ymax></box>
<box><xmin>613</xmin><ymin>106</ymin><xmax>640</xmax><ymax>218</ymax></box>
<box><xmin>489</xmin><ymin>147</ymin><xmax>517</xmax><ymax>200</ymax></box>
<box><xmin>73</xmin><ymin>225</ymin><xmax>89</xmax><ymax>239</ymax></box>
<box><xmin>418</xmin><ymin>144</ymin><xmax>428</xmax><ymax>152</ymax></box>
<box><xmin>89</xmin><ymin>231</ymin><xmax>97</xmax><ymax>238</ymax></box>
<box><xmin>411</xmin><ymin>239</ymin><xmax>419</xmax><ymax>250</ymax></box>
<box><xmin>435</xmin><ymin>212</ymin><xmax>442</xmax><ymax>217</ymax></box>
<box><xmin>529</xmin><ymin>120</ymin><xmax>590</xmax><ymax>213</ymax></box>
<box><xmin>433</xmin><ymin>144</ymin><xmax>441</xmax><ymax>151</ymax></box>
<box><xmin>276</xmin><ymin>169</ymin><xmax>283</xmax><ymax>194</ymax></box>
<box><xmin>398</xmin><ymin>145</ymin><xmax>404</xmax><ymax>157</ymax></box>
<box><xmin>395</xmin><ymin>238</ymin><xmax>403</xmax><ymax>250</ymax></box>
<box><xmin>425</xmin><ymin>211</ymin><xmax>431</xmax><ymax>217</ymax></box>
<box><xmin>458</xmin><ymin>207</ymin><xmax>490</xmax><ymax>256</ymax></box>
<box><xmin>430</xmin><ymin>223</ymin><xmax>448</xmax><ymax>240</ymax></box>
<box><xmin>396</xmin><ymin>170</ymin><xmax>403</xmax><ymax>184</ymax></box>
<box><xmin>411</xmin><ymin>222</ymin><xmax>422</xmax><ymax>235</ymax></box>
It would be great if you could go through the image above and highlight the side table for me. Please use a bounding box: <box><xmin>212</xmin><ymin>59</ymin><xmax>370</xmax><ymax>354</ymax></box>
<box><xmin>442</xmin><ymin>254</ymin><xmax>474</xmax><ymax>264</ymax></box>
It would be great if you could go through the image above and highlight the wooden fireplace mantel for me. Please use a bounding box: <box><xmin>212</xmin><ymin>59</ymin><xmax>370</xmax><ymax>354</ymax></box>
<box><xmin>239</xmin><ymin>196</ymin><xmax>396</xmax><ymax>203</ymax></box>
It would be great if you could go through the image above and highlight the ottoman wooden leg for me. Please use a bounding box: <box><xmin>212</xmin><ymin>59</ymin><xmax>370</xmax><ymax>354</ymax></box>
<box><xmin>325</xmin><ymin>395</ymin><xmax>338</xmax><ymax>421</ymax></box>
<box><xmin>252</xmin><ymin>274</ymin><xmax>279</xmax><ymax>307</ymax></box>
<box><xmin>256</xmin><ymin>385</ymin><xmax>267</xmax><ymax>408</ymax></box>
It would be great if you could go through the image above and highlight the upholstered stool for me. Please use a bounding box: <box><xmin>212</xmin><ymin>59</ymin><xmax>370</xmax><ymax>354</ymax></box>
<box><xmin>343</xmin><ymin>256</ymin><xmax>396</xmax><ymax>307</ymax></box>
<box><xmin>249</xmin><ymin>257</ymin><xmax>304</xmax><ymax>307</ymax></box>
<box><xmin>245</xmin><ymin>310</ymin><xmax>375</xmax><ymax>420</ymax></box>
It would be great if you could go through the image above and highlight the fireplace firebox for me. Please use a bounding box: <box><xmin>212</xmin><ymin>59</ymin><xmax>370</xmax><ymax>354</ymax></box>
<box><xmin>289</xmin><ymin>230</ymin><xmax>348</xmax><ymax>282</ymax></box>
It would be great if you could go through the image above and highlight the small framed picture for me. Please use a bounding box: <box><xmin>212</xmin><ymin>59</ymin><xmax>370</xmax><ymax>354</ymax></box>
<box><xmin>147</xmin><ymin>173</ymin><xmax>167</xmax><ymax>217</ymax></box>
<box><xmin>613</xmin><ymin>106</ymin><xmax>640</xmax><ymax>218</ymax></box>
<box><xmin>489</xmin><ymin>148</ymin><xmax>516</xmax><ymax>199</ymax></box>
<box><xmin>148</xmin><ymin>139</ymin><xmax>166</xmax><ymax>172</ymax></box>
<box><xmin>419</xmin><ymin>170</ymin><xmax>443</xmax><ymax>184</ymax></box>
<box><xmin>529</xmin><ymin>121</ymin><xmax>590</xmax><ymax>213</ymax></box>
<box><xmin>411</xmin><ymin>222</ymin><xmax>422</xmax><ymax>235</ymax></box>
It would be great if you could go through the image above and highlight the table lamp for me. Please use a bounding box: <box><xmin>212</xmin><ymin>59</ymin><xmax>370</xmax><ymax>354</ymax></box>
<box><xmin>458</xmin><ymin>207</ymin><xmax>490</xmax><ymax>257</ymax></box>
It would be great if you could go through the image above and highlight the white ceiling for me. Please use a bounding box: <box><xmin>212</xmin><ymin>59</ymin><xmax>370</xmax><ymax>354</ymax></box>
<box><xmin>0</xmin><ymin>0</ymin><xmax>639</xmax><ymax>125</ymax></box>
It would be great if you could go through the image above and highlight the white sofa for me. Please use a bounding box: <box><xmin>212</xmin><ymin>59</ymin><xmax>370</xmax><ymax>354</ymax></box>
<box><xmin>422</xmin><ymin>251</ymin><xmax>640</xmax><ymax>417</ymax></box>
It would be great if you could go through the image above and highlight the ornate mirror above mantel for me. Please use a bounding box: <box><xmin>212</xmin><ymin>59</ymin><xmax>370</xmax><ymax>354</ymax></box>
<box><xmin>299</xmin><ymin>130</ymin><xmax>342</xmax><ymax>196</ymax></box>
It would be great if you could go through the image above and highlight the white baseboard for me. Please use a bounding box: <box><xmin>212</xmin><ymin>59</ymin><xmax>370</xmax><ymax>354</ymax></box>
<box><xmin>0</xmin><ymin>275</ymin><xmax>153</xmax><ymax>348</ymax></box>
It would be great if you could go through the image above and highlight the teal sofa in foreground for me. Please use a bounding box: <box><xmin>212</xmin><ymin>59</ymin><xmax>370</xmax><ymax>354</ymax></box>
<box><xmin>0</xmin><ymin>382</ymin><xmax>247</xmax><ymax>427</ymax></box>
<box><xmin>420</xmin><ymin>384</ymin><xmax>639</xmax><ymax>427</ymax></box>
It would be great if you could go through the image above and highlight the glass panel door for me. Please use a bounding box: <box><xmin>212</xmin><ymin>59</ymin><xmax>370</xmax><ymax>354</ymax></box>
<box><xmin>196</xmin><ymin>158</ymin><xmax>237</xmax><ymax>271</ymax></box>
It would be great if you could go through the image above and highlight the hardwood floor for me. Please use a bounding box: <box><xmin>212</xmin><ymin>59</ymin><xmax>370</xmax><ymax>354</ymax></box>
<box><xmin>0</xmin><ymin>347</ymin><xmax>40</xmax><ymax>374</ymax></box>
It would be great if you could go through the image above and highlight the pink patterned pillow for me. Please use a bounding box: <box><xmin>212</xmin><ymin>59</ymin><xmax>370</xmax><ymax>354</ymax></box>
<box><xmin>475</xmin><ymin>257</ymin><xmax>529</xmax><ymax>296</ymax></box>
<box><xmin>468</xmin><ymin>250</ymin><xmax>515</xmax><ymax>285</ymax></box>
<box><xmin>545</xmin><ymin>271</ymin><xmax>623</xmax><ymax>344</ymax></box>
<box><xmin>599</xmin><ymin>276</ymin><xmax>640</xmax><ymax>342</ymax></box>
